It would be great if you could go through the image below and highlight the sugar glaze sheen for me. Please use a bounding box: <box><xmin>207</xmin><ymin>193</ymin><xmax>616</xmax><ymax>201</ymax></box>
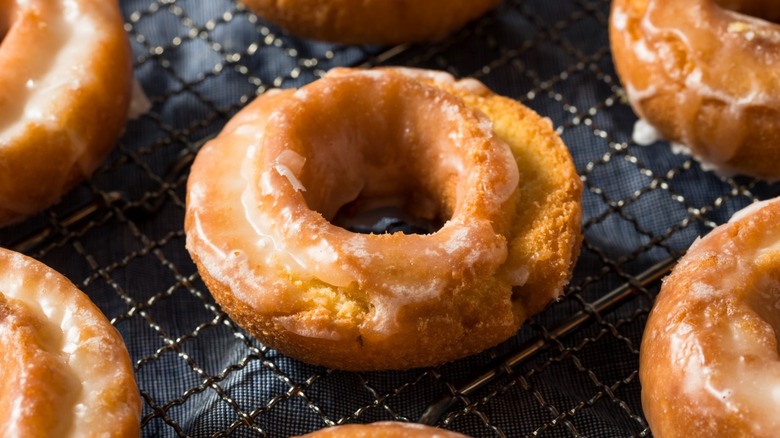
<box><xmin>0</xmin><ymin>0</ymin><xmax>134</xmax><ymax>226</ymax></box>
<box><xmin>185</xmin><ymin>67</ymin><xmax>583</xmax><ymax>371</ymax></box>
<box><xmin>610</xmin><ymin>0</ymin><xmax>780</xmax><ymax>180</ymax></box>
<box><xmin>641</xmin><ymin>197</ymin><xmax>780</xmax><ymax>437</ymax></box>
<box><xmin>0</xmin><ymin>248</ymin><xmax>141</xmax><ymax>437</ymax></box>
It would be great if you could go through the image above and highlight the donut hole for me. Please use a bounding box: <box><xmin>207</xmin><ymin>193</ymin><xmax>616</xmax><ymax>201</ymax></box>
<box><xmin>297</xmin><ymin>130</ymin><xmax>456</xmax><ymax>235</ymax></box>
<box><xmin>331</xmin><ymin>193</ymin><xmax>444</xmax><ymax>235</ymax></box>
<box><xmin>713</xmin><ymin>0</ymin><xmax>780</xmax><ymax>23</ymax></box>
<box><xmin>272</xmin><ymin>74</ymin><xmax>475</xmax><ymax>235</ymax></box>
<box><xmin>302</xmin><ymin>130</ymin><xmax>454</xmax><ymax>234</ymax></box>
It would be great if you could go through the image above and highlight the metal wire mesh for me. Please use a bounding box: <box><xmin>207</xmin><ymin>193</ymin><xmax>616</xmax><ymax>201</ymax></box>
<box><xmin>2</xmin><ymin>0</ymin><xmax>779</xmax><ymax>436</ymax></box>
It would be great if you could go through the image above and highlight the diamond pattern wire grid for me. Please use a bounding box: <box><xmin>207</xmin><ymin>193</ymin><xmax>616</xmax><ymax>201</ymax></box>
<box><xmin>2</xmin><ymin>0</ymin><xmax>779</xmax><ymax>437</ymax></box>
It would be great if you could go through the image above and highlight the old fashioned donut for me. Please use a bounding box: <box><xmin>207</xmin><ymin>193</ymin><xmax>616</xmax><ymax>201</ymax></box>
<box><xmin>641</xmin><ymin>197</ymin><xmax>780</xmax><ymax>437</ymax></box>
<box><xmin>0</xmin><ymin>0</ymin><xmax>133</xmax><ymax>226</ymax></box>
<box><xmin>185</xmin><ymin>67</ymin><xmax>582</xmax><ymax>371</ymax></box>
<box><xmin>297</xmin><ymin>422</ymin><xmax>469</xmax><ymax>437</ymax></box>
<box><xmin>0</xmin><ymin>248</ymin><xmax>141</xmax><ymax>436</ymax></box>
<box><xmin>240</xmin><ymin>0</ymin><xmax>501</xmax><ymax>44</ymax></box>
<box><xmin>609</xmin><ymin>0</ymin><xmax>780</xmax><ymax>179</ymax></box>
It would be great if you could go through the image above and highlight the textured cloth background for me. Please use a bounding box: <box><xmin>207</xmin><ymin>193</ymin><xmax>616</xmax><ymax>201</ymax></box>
<box><xmin>1</xmin><ymin>0</ymin><xmax>778</xmax><ymax>436</ymax></box>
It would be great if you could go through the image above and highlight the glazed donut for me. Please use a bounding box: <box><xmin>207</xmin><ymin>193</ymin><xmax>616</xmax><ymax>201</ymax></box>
<box><xmin>296</xmin><ymin>422</ymin><xmax>469</xmax><ymax>438</ymax></box>
<box><xmin>240</xmin><ymin>0</ymin><xmax>501</xmax><ymax>44</ymax></box>
<box><xmin>185</xmin><ymin>67</ymin><xmax>582</xmax><ymax>371</ymax></box>
<box><xmin>640</xmin><ymin>197</ymin><xmax>780</xmax><ymax>437</ymax></box>
<box><xmin>0</xmin><ymin>0</ymin><xmax>133</xmax><ymax>226</ymax></box>
<box><xmin>609</xmin><ymin>0</ymin><xmax>780</xmax><ymax>179</ymax></box>
<box><xmin>0</xmin><ymin>248</ymin><xmax>141</xmax><ymax>436</ymax></box>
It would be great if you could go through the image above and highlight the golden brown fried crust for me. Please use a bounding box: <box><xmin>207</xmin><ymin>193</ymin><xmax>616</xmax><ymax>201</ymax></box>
<box><xmin>0</xmin><ymin>0</ymin><xmax>132</xmax><ymax>226</ymax></box>
<box><xmin>0</xmin><ymin>296</ymin><xmax>77</xmax><ymax>437</ymax></box>
<box><xmin>240</xmin><ymin>0</ymin><xmax>502</xmax><ymax>44</ymax></box>
<box><xmin>0</xmin><ymin>248</ymin><xmax>141</xmax><ymax>437</ymax></box>
<box><xmin>640</xmin><ymin>198</ymin><xmax>780</xmax><ymax>437</ymax></box>
<box><xmin>295</xmin><ymin>421</ymin><xmax>470</xmax><ymax>438</ymax></box>
<box><xmin>196</xmin><ymin>258</ymin><xmax>529</xmax><ymax>371</ymax></box>
<box><xmin>445</xmin><ymin>84</ymin><xmax>584</xmax><ymax>319</ymax></box>
<box><xmin>186</xmin><ymin>68</ymin><xmax>582</xmax><ymax>371</ymax></box>
<box><xmin>609</xmin><ymin>0</ymin><xmax>780</xmax><ymax>179</ymax></box>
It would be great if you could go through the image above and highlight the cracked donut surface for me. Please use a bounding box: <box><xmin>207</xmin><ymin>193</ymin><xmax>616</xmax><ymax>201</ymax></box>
<box><xmin>185</xmin><ymin>67</ymin><xmax>582</xmax><ymax>371</ymax></box>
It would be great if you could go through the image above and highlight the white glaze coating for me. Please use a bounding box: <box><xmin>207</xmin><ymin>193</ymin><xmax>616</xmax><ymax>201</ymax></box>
<box><xmin>297</xmin><ymin>421</ymin><xmax>470</xmax><ymax>438</ymax></box>
<box><xmin>611</xmin><ymin>4</ymin><xmax>628</xmax><ymax>31</ymax></box>
<box><xmin>0</xmin><ymin>0</ymin><xmax>97</xmax><ymax>147</ymax></box>
<box><xmin>186</xmin><ymin>69</ymin><xmax>523</xmax><ymax>338</ymax></box>
<box><xmin>622</xmin><ymin>1</ymin><xmax>779</xmax><ymax>118</ymax></box>
<box><xmin>0</xmin><ymin>249</ymin><xmax>139</xmax><ymax>437</ymax></box>
<box><xmin>631</xmin><ymin>118</ymin><xmax>662</xmax><ymax>146</ymax></box>
<box><xmin>0</xmin><ymin>0</ymin><xmax>133</xmax><ymax>226</ymax></box>
<box><xmin>729</xmin><ymin>198</ymin><xmax>775</xmax><ymax>223</ymax></box>
<box><xmin>631</xmin><ymin>116</ymin><xmax>745</xmax><ymax>179</ymax></box>
<box><xmin>336</xmin><ymin>66</ymin><xmax>493</xmax><ymax>97</ymax></box>
<box><xmin>611</xmin><ymin>0</ymin><xmax>780</xmax><ymax>179</ymax></box>
<box><xmin>641</xmin><ymin>196</ymin><xmax>780</xmax><ymax>437</ymax></box>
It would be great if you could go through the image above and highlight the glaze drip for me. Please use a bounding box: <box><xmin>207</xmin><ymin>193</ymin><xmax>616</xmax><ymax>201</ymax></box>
<box><xmin>640</xmin><ymin>197</ymin><xmax>780</xmax><ymax>437</ymax></box>
<box><xmin>187</xmin><ymin>69</ymin><xmax>523</xmax><ymax>336</ymax></box>
<box><xmin>610</xmin><ymin>0</ymin><xmax>780</xmax><ymax>179</ymax></box>
<box><xmin>0</xmin><ymin>249</ymin><xmax>140</xmax><ymax>437</ymax></box>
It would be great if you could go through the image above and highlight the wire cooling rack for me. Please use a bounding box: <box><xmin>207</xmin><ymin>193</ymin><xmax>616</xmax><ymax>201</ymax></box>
<box><xmin>3</xmin><ymin>0</ymin><xmax>779</xmax><ymax>436</ymax></box>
